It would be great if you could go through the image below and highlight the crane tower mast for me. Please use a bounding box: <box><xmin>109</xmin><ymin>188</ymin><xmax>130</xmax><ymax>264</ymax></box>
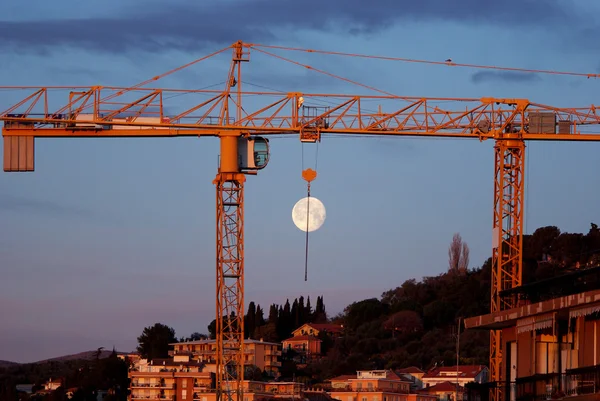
<box><xmin>2</xmin><ymin>40</ymin><xmax>600</xmax><ymax>401</ymax></box>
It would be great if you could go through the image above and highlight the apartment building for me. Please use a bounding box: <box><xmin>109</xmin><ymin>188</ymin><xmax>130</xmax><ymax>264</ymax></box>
<box><xmin>396</xmin><ymin>367</ymin><xmax>425</xmax><ymax>391</ymax></box>
<box><xmin>291</xmin><ymin>323</ymin><xmax>344</xmax><ymax>338</ymax></box>
<box><xmin>465</xmin><ymin>283</ymin><xmax>600</xmax><ymax>401</ymax></box>
<box><xmin>170</xmin><ymin>338</ymin><xmax>281</xmax><ymax>376</ymax></box>
<box><xmin>129</xmin><ymin>355</ymin><xmax>212</xmax><ymax>401</ymax></box>
<box><xmin>129</xmin><ymin>352</ymin><xmax>303</xmax><ymax>401</ymax></box>
<box><xmin>421</xmin><ymin>366</ymin><xmax>488</xmax><ymax>388</ymax></box>
<box><xmin>282</xmin><ymin>323</ymin><xmax>344</xmax><ymax>361</ymax></box>
<box><xmin>327</xmin><ymin>369</ymin><xmax>437</xmax><ymax>401</ymax></box>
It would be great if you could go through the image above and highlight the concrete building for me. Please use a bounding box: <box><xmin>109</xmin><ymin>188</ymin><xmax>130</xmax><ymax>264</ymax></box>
<box><xmin>327</xmin><ymin>369</ymin><xmax>437</xmax><ymax>401</ymax></box>
<box><xmin>422</xmin><ymin>366</ymin><xmax>488</xmax><ymax>388</ymax></box>
<box><xmin>283</xmin><ymin>323</ymin><xmax>343</xmax><ymax>361</ymax></box>
<box><xmin>291</xmin><ymin>323</ymin><xmax>344</xmax><ymax>338</ymax></box>
<box><xmin>129</xmin><ymin>353</ymin><xmax>302</xmax><ymax>401</ymax></box>
<box><xmin>419</xmin><ymin>381</ymin><xmax>466</xmax><ymax>401</ymax></box>
<box><xmin>397</xmin><ymin>367</ymin><xmax>426</xmax><ymax>391</ymax></box>
<box><xmin>465</xmin><ymin>284</ymin><xmax>600</xmax><ymax>401</ymax></box>
<box><xmin>282</xmin><ymin>335</ymin><xmax>321</xmax><ymax>359</ymax></box>
<box><xmin>129</xmin><ymin>356</ymin><xmax>211</xmax><ymax>400</ymax></box>
<box><xmin>170</xmin><ymin>338</ymin><xmax>281</xmax><ymax>376</ymax></box>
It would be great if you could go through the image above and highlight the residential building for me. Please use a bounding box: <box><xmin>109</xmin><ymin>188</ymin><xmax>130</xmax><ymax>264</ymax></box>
<box><xmin>464</xmin><ymin>280</ymin><xmax>600</xmax><ymax>401</ymax></box>
<box><xmin>282</xmin><ymin>335</ymin><xmax>321</xmax><ymax>360</ymax></box>
<box><xmin>129</xmin><ymin>353</ymin><xmax>304</xmax><ymax>401</ymax></box>
<box><xmin>397</xmin><ymin>367</ymin><xmax>426</xmax><ymax>391</ymax></box>
<box><xmin>422</xmin><ymin>366</ymin><xmax>488</xmax><ymax>388</ymax></box>
<box><xmin>170</xmin><ymin>338</ymin><xmax>281</xmax><ymax>376</ymax></box>
<box><xmin>291</xmin><ymin>323</ymin><xmax>344</xmax><ymax>338</ymax></box>
<box><xmin>418</xmin><ymin>382</ymin><xmax>466</xmax><ymax>401</ymax></box>
<box><xmin>327</xmin><ymin>369</ymin><xmax>437</xmax><ymax>401</ymax></box>
<box><xmin>283</xmin><ymin>323</ymin><xmax>343</xmax><ymax>362</ymax></box>
<box><xmin>44</xmin><ymin>378</ymin><xmax>64</xmax><ymax>391</ymax></box>
<box><xmin>129</xmin><ymin>355</ymin><xmax>211</xmax><ymax>401</ymax></box>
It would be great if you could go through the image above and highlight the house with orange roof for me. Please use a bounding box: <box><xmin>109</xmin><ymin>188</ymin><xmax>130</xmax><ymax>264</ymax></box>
<box><xmin>396</xmin><ymin>367</ymin><xmax>426</xmax><ymax>390</ymax></box>
<box><xmin>418</xmin><ymin>381</ymin><xmax>466</xmax><ymax>401</ymax></box>
<box><xmin>283</xmin><ymin>323</ymin><xmax>343</xmax><ymax>362</ymax></box>
<box><xmin>421</xmin><ymin>365</ymin><xmax>488</xmax><ymax>388</ymax></box>
<box><xmin>291</xmin><ymin>323</ymin><xmax>344</xmax><ymax>338</ymax></box>
<box><xmin>327</xmin><ymin>370</ymin><xmax>437</xmax><ymax>401</ymax></box>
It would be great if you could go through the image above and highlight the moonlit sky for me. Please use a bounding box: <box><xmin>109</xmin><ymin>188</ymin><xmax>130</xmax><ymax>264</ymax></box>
<box><xmin>1</xmin><ymin>0</ymin><xmax>600</xmax><ymax>363</ymax></box>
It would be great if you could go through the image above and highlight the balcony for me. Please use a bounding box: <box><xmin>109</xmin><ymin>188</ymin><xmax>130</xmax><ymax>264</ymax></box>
<box><xmin>131</xmin><ymin>382</ymin><xmax>174</xmax><ymax>388</ymax></box>
<box><xmin>465</xmin><ymin>366</ymin><xmax>600</xmax><ymax>401</ymax></box>
<box><xmin>328</xmin><ymin>386</ymin><xmax>410</xmax><ymax>394</ymax></box>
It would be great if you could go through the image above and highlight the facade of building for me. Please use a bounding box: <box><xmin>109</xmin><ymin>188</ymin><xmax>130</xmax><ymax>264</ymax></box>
<box><xmin>397</xmin><ymin>367</ymin><xmax>426</xmax><ymax>391</ymax></box>
<box><xmin>327</xmin><ymin>369</ymin><xmax>437</xmax><ymax>401</ymax></box>
<box><xmin>129</xmin><ymin>355</ymin><xmax>211</xmax><ymax>400</ymax></box>
<box><xmin>129</xmin><ymin>353</ymin><xmax>302</xmax><ymax>401</ymax></box>
<box><xmin>170</xmin><ymin>338</ymin><xmax>281</xmax><ymax>376</ymax></box>
<box><xmin>422</xmin><ymin>366</ymin><xmax>488</xmax><ymax>388</ymax></box>
<box><xmin>291</xmin><ymin>323</ymin><xmax>344</xmax><ymax>338</ymax></box>
<box><xmin>282</xmin><ymin>335</ymin><xmax>321</xmax><ymax>358</ymax></box>
<box><xmin>418</xmin><ymin>382</ymin><xmax>466</xmax><ymax>401</ymax></box>
<box><xmin>464</xmin><ymin>287</ymin><xmax>600</xmax><ymax>401</ymax></box>
<box><xmin>283</xmin><ymin>323</ymin><xmax>343</xmax><ymax>362</ymax></box>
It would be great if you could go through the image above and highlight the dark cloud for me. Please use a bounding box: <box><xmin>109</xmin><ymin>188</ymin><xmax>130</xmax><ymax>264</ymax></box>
<box><xmin>0</xmin><ymin>193</ymin><xmax>94</xmax><ymax>218</ymax></box>
<box><xmin>0</xmin><ymin>0</ymin><xmax>583</xmax><ymax>54</ymax></box>
<box><xmin>471</xmin><ymin>71</ymin><xmax>542</xmax><ymax>84</ymax></box>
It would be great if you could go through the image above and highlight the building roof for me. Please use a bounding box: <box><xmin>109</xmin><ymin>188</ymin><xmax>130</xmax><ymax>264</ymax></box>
<box><xmin>382</xmin><ymin>370</ymin><xmax>404</xmax><ymax>381</ymax></box>
<box><xmin>397</xmin><ymin>366</ymin><xmax>425</xmax><ymax>374</ymax></box>
<box><xmin>328</xmin><ymin>374</ymin><xmax>357</xmax><ymax>382</ymax></box>
<box><xmin>464</xmin><ymin>288</ymin><xmax>600</xmax><ymax>330</ymax></box>
<box><xmin>283</xmin><ymin>335</ymin><xmax>321</xmax><ymax>342</ymax></box>
<box><xmin>423</xmin><ymin>365</ymin><xmax>486</xmax><ymax>379</ymax></box>
<box><xmin>328</xmin><ymin>370</ymin><xmax>408</xmax><ymax>382</ymax></box>
<box><xmin>420</xmin><ymin>381</ymin><xmax>465</xmax><ymax>393</ymax></box>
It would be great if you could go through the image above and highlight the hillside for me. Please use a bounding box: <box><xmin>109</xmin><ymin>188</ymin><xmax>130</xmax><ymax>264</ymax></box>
<box><xmin>234</xmin><ymin>223</ymin><xmax>600</xmax><ymax>382</ymax></box>
<box><xmin>33</xmin><ymin>349</ymin><xmax>129</xmax><ymax>364</ymax></box>
<box><xmin>0</xmin><ymin>361</ymin><xmax>19</xmax><ymax>369</ymax></box>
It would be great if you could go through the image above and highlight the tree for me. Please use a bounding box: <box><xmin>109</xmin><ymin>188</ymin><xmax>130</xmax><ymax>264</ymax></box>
<box><xmin>136</xmin><ymin>323</ymin><xmax>177</xmax><ymax>360</ymax></box>
<box><xmin>448</xmin><ymin>233</ymin><xmax>469</xmax><ymax>273</ymax></box>
<box><xmin>245</xmin><ymin>302</ymin><xmax>257</xmax><ymax>339</ymax></box>
<box><xmin>188</xmin><ymin>332</ymin><xmax>208</xmax><ymax>341</ymax></box>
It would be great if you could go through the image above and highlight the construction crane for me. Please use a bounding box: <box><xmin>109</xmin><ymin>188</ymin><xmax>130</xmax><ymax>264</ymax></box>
<box><xmin>3</xmin><ymin>40</ymin><xmax>600</xmax><ymax>401</ymax></box>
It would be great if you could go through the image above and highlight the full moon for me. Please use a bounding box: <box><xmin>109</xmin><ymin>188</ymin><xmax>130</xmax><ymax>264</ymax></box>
<box><xmin>292</xmin><ymin>197</ymin><xmax>326</xmax><ymax>232</ymax></box>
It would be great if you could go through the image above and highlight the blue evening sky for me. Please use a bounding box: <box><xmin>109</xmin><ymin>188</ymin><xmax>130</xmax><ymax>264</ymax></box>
<box><xmin>1</xmin><ymin>0</ymin><xmax>599</xmax><ymax>363</ymax></box>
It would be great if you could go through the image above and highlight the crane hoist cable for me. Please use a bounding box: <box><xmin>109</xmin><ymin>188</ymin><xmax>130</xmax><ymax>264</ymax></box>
<box><xmin>301</xmin><ymin>141</ymin><xmax>319</xmax><ymax>281</ymax></box>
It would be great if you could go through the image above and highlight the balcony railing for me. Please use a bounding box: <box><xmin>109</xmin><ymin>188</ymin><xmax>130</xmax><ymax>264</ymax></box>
<box><xmin>327</xmin><ymin>386</ymin><xmax>409</xmax><ymax>394</ymax></box>
<box><xmin>465</xmin><ymin>366</ymin><xmax>600</xmax><ymax>401</ymax></box>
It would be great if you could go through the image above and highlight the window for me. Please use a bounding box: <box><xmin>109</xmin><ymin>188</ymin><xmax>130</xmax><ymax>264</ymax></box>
<box><xmin>182</xmin><ymin>389</ymin><xmax>187</xmax><ymax>400</ymax></box>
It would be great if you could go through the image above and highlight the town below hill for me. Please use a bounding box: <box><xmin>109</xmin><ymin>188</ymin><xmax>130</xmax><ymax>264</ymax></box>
<box><xmin>1</xmin><ymin>223</ymin><xmax>599</xmax><ymax>400</ymax></box>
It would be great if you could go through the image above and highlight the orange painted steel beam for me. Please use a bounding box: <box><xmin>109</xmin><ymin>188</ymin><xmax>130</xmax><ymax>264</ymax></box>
<box><xmin>490</xmin><ymin>138</ymin><xmax>525</xmax><ymax>401</ymax></box>
<box><xmin>3</xmin><ymin>91</ymin><xmax>600</xmax><ymax>141</ymax></box>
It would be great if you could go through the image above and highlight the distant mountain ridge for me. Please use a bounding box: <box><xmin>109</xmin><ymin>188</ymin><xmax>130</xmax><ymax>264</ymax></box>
<box><xmin>2</xmin><ymin>349</ymin><xmax>134</xmax><ymax>366</ymax></box>
<box><xmin>34</xmin><ymin>349</ymin><xmax>131</xmax><ymax>363</ymax></box>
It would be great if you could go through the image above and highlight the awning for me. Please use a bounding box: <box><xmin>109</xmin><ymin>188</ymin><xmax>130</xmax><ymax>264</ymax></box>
<box><xmin>569</xmin><ymin>303</ymin><xmax>600</xmax><ymax>318</ymax></box>
<box><xmin>516</xmin><ymin>313</ymin><xmax>554</xmax><ymax>334</ymax></box>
